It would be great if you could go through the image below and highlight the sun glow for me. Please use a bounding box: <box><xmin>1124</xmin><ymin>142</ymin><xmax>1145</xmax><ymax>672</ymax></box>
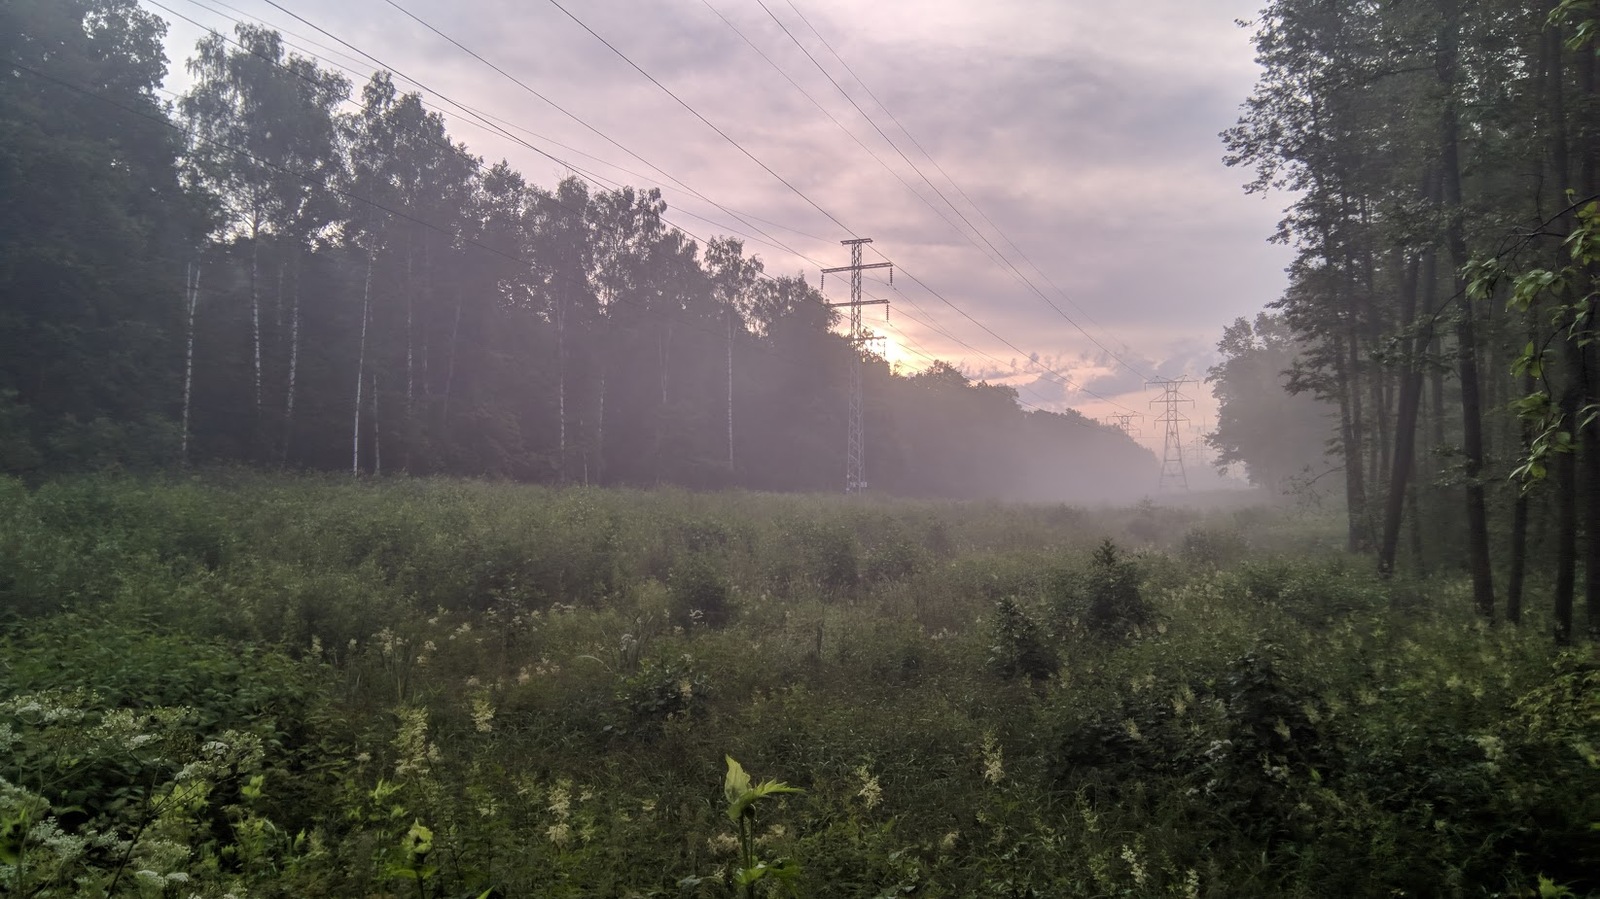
<box><xmin>865</xmin><ymin>327</ymin><xmax>918</xmax><ymax>371</ymax></box>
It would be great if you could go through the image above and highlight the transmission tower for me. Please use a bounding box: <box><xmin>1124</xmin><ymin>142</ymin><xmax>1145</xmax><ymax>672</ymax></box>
<box><xmin>822</xmin><ymin>238</ymin><xmax>891</xmax><ymax>493</ymax></box>
<box><xmin>1147</xmin><ymin>377</ymin><xmax>1196</xmax><ymax>491</ymax></box>
<box><xmin>1108</xmin><ymin>412</ymin><xmax>1143</xmax><ymax>438</ymax></box>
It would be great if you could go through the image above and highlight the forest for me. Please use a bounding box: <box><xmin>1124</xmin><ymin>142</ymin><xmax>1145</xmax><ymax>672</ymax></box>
<box><xmin>0</xmin><ymin>0</ymin><xmax>1153</xmax><ymax>504</ymax></box>
<box><xmin>1207</xmin><ymin>0</ymin><xmax>1600</xmax><ymax>641</ymax></box>
<box><xmin>2</xmin><ymin>0</ymin><xmax>1599</xmax><ymax>896</ymax></box>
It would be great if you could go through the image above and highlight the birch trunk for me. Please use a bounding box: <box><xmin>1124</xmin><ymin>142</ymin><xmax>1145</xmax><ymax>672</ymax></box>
<box><xmin>250</xmin><ymin>217</ymin><xmax>263</xmax><ymax>415</ymax></box>
<box><xmin>353</xmin><ymin>244</ymin><xmax>376</xmax><ymax>476</ymax></box>
<box><xmin>283</xmin><ymin>251</ymin><xmax>301</xmax><ymax>466</ymax></box>
<box><xmin>181</xmin><ymin>261</ymin><xmax>201</xmax><ymax>467</ymax></box>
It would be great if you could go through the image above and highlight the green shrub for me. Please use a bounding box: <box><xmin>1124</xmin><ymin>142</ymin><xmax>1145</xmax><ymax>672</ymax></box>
<box><xmin>611</xmin><ymin>654</ymin><xmax>710</xmax><ymax>739</ymax></box>
<box><xmin>987</xmin><ymin>597</ymin><xmax>1057</xmax><ymax>683</ymax></box>
<box><xmin>1049</xmin><ymin>539</ymin><xmax>1151</xmax><ymax>639</ymax></box>
<box><xmin>670</xmin><ymin>554</ymin><xmax>733</xmax><ymax>629</ymax></box>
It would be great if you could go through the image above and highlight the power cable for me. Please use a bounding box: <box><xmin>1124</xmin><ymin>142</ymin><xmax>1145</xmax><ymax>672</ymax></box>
<box><xmin>256</xmin><ymin>0</ymin><xmax>826</xmax><ymax>271</ymax></box>
<box><xmin>867</xmin><ymin>250</ymin><xmax>1144</xmax><ymax>414</ymax></box>
<box><xmin>160</xmin><ymin>0</ymin><xmax>1143</xmax><ymax>409</ymax></box>
<box><xmin>170</xmin><ymin>0</ymin><xmax>835</xmax><ymax>247</ymax></box>
<box><xmin>152</xmin><ymin>0</ymin><xmax>816</xmax><ymax>271</ymax></box>
<box><xmin>19</xmin><ymin>55</ymin><xmax>1131</xmax><ymax>439</ymax></box>
<box><xmin>698</xmin><ymin>0</ymin><xmax>1011</xmax><ymax>276</ymax></box>
<box><xmin>779</xmin><ymin>0</ymin><xmax>1151</xmax><ymax>380</ymax></box>
<box><xmin>540</xmin><ymin>0</ymin><xmax>856</xmax><ymax>237</ymax></box>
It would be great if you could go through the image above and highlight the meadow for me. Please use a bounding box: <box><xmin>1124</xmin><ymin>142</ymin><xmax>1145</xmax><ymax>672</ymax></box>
<box><xmin>1</xmin><ymin>474</ymin><xmax>1595</xmax><ymax>897</ymax></box>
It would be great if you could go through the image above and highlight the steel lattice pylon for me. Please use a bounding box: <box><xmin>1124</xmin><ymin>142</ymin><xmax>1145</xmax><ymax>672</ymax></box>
<box><xmin>1148</xmin><ymin>377</ymin><xmax>1196</xmax><ymax>491</ymax></box>
<box><xmin>822</xmin><ymin>239</ymin><xmax>891</xmax><ymax>493</ymax></box>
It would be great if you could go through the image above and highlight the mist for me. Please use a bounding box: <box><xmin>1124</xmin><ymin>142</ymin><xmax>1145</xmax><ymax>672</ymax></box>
<box><xmin>0</xmin><ymin>6</ymin><xmax>1178</xmax><ymax>502</ymax></box>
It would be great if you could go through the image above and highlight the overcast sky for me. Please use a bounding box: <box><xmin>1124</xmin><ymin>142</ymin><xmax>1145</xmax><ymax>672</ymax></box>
<box><xmin>150</xmin><ymin>0</ymin><xmax>1293</xmax><ymax>462</ymax></box>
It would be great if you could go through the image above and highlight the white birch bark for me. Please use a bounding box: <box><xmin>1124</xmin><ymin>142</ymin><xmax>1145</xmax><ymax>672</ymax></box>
<box><xmin>181</xmin><ymin>261</ymin><xmax>202</xmax><ymax>466</ymax></box>
<box><xmin>353</xmin><ymin>244</ymin><xmax>376</xmax><ymax>475</ymax></box>
<box><xmin>557</xmin><ymin>289</ymin><xmax>567</xmax><ymax>481</ymax></box>
<box><xmin>372</xmin><ymin>371</ymin><xmax>382</xmax><ymax>477</ymax></box>
<box><xmin>283</xmin><ymin>253</ymin><xmax>300</xmax><ymax>465</ymax></box>
<box><xmin>249</xmin><ymin>217</ymin><xmax>262</xmax><ymax>412</ymax></box>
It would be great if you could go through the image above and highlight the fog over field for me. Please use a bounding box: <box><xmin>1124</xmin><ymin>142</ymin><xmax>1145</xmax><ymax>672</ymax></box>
<box><xmin>3</xmin><ymin>0</ymin><xmax>1599</xmax><ymax>894</ymax></box>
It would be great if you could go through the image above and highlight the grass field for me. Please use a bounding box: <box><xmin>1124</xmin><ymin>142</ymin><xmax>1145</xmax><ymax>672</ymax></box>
<box><xmin>1</xmin><ymin>473</ymin><xmax>1596</xmax><ymax>897</ymax></box>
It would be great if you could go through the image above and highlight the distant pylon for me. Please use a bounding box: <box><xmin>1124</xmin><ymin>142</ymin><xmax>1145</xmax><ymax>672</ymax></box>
<box><xmin>1148</xmin><ymin>377</ymin><xmax>1196</xmax><ymax>491</ymax></box>
<box><xmin>1109</xmin><ymin>412</ymin><xmax>1143</xmax><ymax>438</ymax></box>
<box><xmin>822</xmin><ymin>239</ymin><xmax>891</xmax><ymax>493</ymax></box>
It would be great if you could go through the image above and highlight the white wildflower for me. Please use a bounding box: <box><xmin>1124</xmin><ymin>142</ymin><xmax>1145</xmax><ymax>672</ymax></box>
<box><xmin>471</xmin><ymin>696</ymin><xmax>495</xmax><ymax>734</ymax></box>
<box><xmin>855</xmin><ymin>764</ymin><xmax>882</xmax><ymax>810</ymax></box>
<box><xmin>980</xmin><ymin>732</ymin><xmax>1004</xmax><ymax>784</ymax></box>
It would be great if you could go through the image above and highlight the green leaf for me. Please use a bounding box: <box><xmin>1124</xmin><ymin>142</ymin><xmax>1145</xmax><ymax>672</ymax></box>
<box><xmin>723</xmin><ymin>755</ymin><xmax>751</xmax><ymax>810</ymax></box>
<box><xmin>724</xmin><ymin>756</ymin><xmax>803</xmax><ymax>821</ymax></box>
<box><xmin>728</xmin><ymin>780</ymin><xmax>804</xmax><ymax>822</ymax></box>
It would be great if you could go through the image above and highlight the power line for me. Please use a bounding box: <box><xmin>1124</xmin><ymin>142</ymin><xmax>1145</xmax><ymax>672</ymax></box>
<box><xmin>161</xmin><ymin>0</ymin><xmax>1146</xmax><ymax>418</ymax></box>
<box><xmin>151</xmin><ymin>0</ymin><xmax>821</xmax><ymax>276</ymax></box>
<box><xmin>303</xmin><ymin>0</ymin><xmax>1142</xmax><ymax>408</ymax></box>
<box><xmin>878</xmin><ymin>320</ymin><xmax>1113</xmax><ymax>427</ymax></box>
<box><xmin>779</xmin><ymin>0</ymin><xmax>1151</xmax><ymax>381</ymax></box>
<box><xmin>152</xmin><ymin>0</ymin><xmax>955</xmax><ymax>423</ymax></box>
<box><xmin>12</xmin><ymin>53</ymin><xmax>1135</xmax><ymax>471</ymax></box>
<box><xmin>254</xmin><ymin>0</ymin><xmax>826</xmax><ymax>272</ymax></box>
<box><xmin>751</xmin><ymin>0</ymin><xmax>1028</xmax><ymax>270</ymax></box>
<box><xmin>869</xmin><ymin>291</ymin><xmax>1135</xmax><ymax>425</ymax></box>
<box><xmin>711</xmin><ymin>0</ymin><xmax>1153</xmax><ymax>404</ymax></box>
<box><xmin>699</xmin><ymin>0</ymin><xmax>1020</xmax><ymax>283</ymax></box>
<box><xmin>166</xmin><ymin>0</ymin><xmax>836</xmax><ymax>249</ymax></box>
<box><xmin>541</xmin><ymin>0</ymin><xmax>856</xmax><ymax>237</ymax></box>
<box><xmin>705</xmin><ymin>1</ymin><xmax>1155</xmax><ymax>395</ymax></box>
<box><xmin>867</xmin><ymin>249</ymin><xmax>1144</xmax><ymax>415</ymax></box>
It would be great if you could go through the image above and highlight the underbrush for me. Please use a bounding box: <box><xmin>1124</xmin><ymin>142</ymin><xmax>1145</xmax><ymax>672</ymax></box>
<box><xmin>0</xmin><ymin>473</ymin><xmax>1595</xmax><ymax>897</ymax></box>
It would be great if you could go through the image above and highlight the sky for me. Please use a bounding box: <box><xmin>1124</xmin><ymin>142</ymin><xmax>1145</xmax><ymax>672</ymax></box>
<box><xmin>148</xmin><ymin>0</ymin><xmax>1294</xmax><ymax>467</ymax></box>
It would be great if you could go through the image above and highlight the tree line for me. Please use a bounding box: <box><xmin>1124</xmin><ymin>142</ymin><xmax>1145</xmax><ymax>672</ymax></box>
<box><xmin>0</xmin><ymin>0</ymin><xmax>1156</xmax><ymax>502</ymax></box>
<box><xmin>1208</xmin><ymin>0</ymin><xmax>1599</xmax><ymax>639</ymax></box>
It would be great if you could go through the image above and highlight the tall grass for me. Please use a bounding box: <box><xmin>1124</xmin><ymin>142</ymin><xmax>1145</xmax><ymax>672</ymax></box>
<box><xmin>0</xmin><ymin>472</ymin><xmax>1594</xmax><ymax>897</ymax></box>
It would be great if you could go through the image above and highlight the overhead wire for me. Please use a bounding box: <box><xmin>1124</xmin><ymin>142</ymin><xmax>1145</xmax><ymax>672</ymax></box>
<box><xmin>697</xmin><ymin>0</ymin><xmax>1013</xmax><ymax>278</ymax></box>
<box><xmin>776</xmin><ymin>0</ymin><xmax>1152</xmax><ymax>380</ymax></box>
<box><xmin>345</xmin><ymin>0</ymin><xmax>1088</xmax><ymax>390</ymax></box>
<box><xmin>12</xmin><ymin>27</ymin><xmax>1139</xmax><ymax>449</ymax></box>
<box><xmin>501</xmin><ymin>0</ymin><xmax>1146</xmax><ymax>412</ymax></box>
<box><xmin>149</xmin><ymin>0</ymin><xmax>904</xmax><ymax>413</ymax></box>
<box><xmin>540</xmin><ymin>0</ymin><xmax>856</xmax><ymax>238</ymax></box>
<box><xmin>871</xmin><ymin>319</ymin><xmax>1119</xmax><ymax>427</ymax></box>
<box><xmin>175</xmin><ymin>0</ymin><xmax>837</xmax><ymax>246</ymax></box>
<box><xmin>867</xmin><ymin>292</ymin><xmax>1114</xmax><ymax>423</ymax></box>
<box><xmin>253</xmin><ymin>0</ymin><xmax>831</xmax><ymax>272</ymax></box>
<box><xmin>157</xmin><ymin>0</ymin><xmax>1148</xmax><ymax>418</ymax></box>
<box><xmin>153</xmin><ymin>0</ymin><xmax>834</xmax><ymax>286</ymax></box>
<box><xmin>866</xmin><ymin>253</ymin><xmax>1143</xmax><ymax>413</ymax></box>
<box><xmin>46</xmin><ymin>72</ymin><xmax>809</xmax><ymax>375</ymax></box>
